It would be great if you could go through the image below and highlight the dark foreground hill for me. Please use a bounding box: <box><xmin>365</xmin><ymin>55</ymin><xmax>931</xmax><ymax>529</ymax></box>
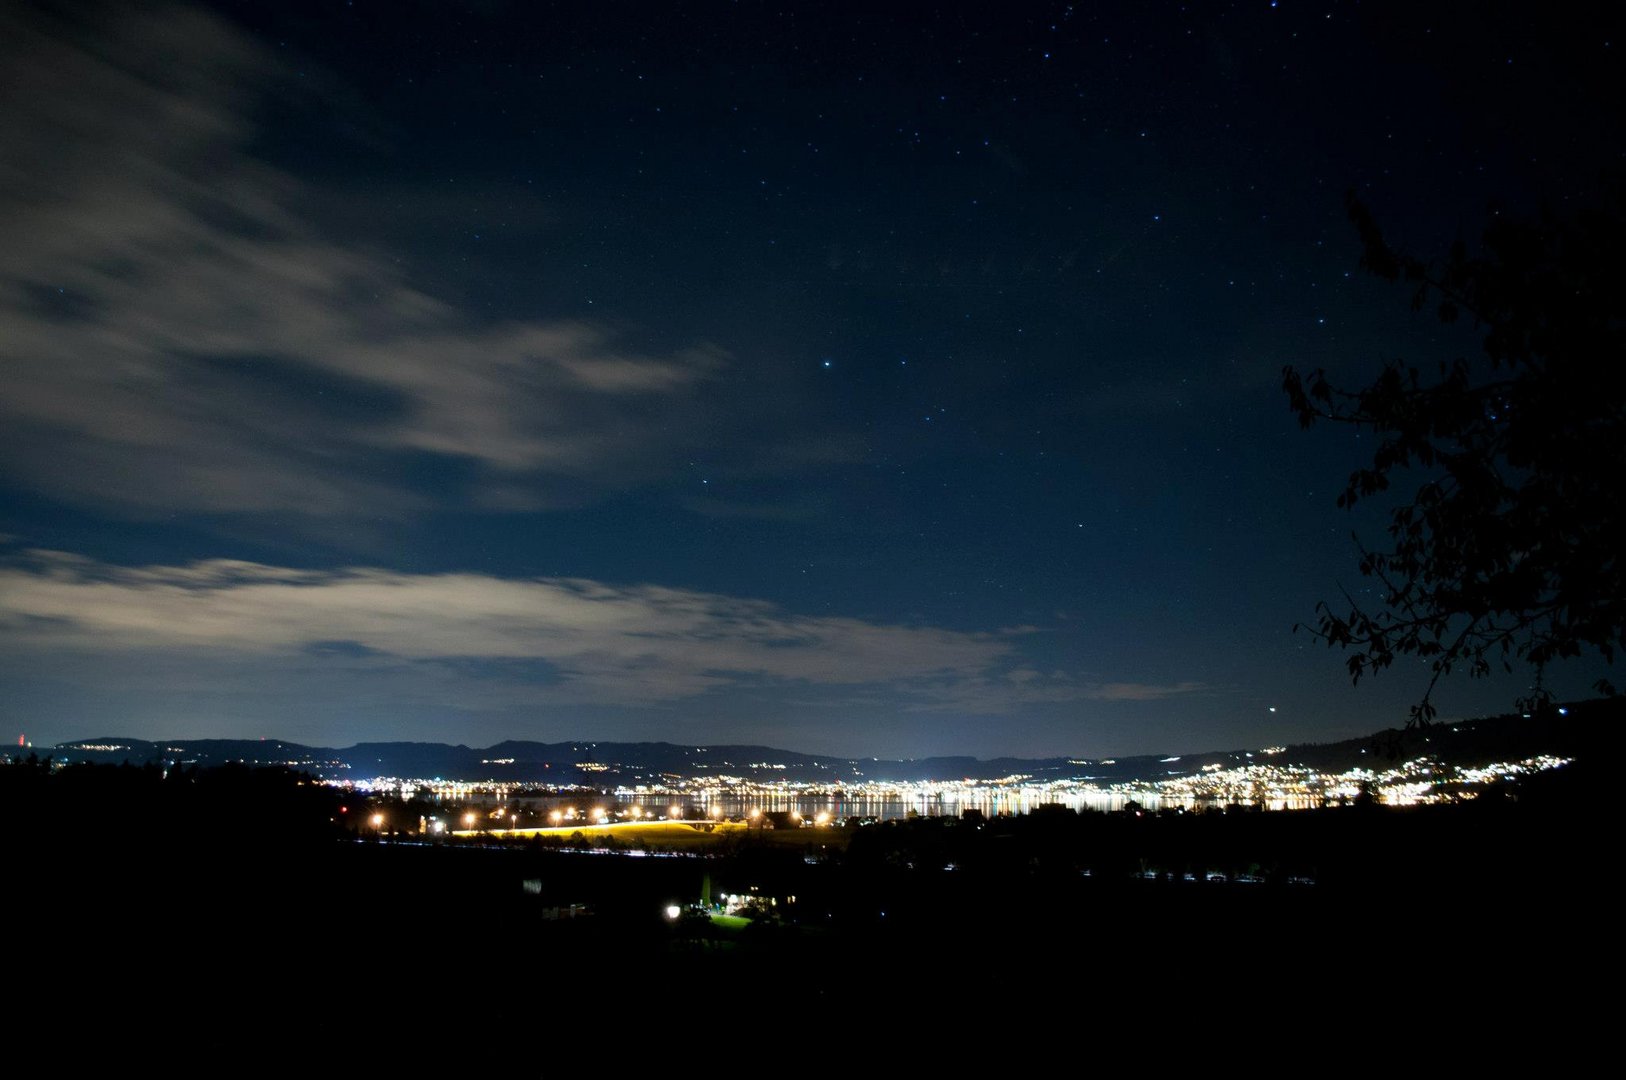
<box><xmin>2</xmin><ymin>742</ymin><xmax>1610</xmax><ymax>1059</ymax></box>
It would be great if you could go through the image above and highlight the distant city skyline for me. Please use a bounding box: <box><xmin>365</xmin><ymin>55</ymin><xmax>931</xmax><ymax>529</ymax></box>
<box><xmin>1</xmin><ymin>2</ymin><xmax>1617</xmax><ymax>757</ymax></box>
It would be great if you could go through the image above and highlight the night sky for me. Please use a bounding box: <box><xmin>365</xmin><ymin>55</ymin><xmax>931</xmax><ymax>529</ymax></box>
<box><xmin>1</xmin><ymin>1</ymin><xmax>1619</xmax><ymax>758</ymax></box>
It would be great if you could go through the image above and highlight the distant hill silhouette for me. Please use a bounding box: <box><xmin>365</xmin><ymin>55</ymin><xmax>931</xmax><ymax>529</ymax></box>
<box><xmin>35</xmin><ymin>697</ymin><xmax>1613</xmax><ymax>785</ymax></box>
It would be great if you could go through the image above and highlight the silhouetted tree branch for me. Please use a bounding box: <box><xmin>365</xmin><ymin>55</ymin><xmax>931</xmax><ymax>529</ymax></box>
<box><xmin>1283</xmin><ymin>186</ymin><xmax>1625</xmax><ymax>724</ymax></box>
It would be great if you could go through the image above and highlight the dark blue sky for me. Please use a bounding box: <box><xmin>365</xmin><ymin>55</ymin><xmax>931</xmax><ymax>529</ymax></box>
<box><xmin>1</xmin><ymin>1</ymin><xmax>1618</xmax><ymax>757</ymax></box>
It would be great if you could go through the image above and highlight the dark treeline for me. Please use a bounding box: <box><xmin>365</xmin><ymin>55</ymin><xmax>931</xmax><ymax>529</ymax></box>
<box><xmin>0</xmin><ymin>756</ymin><xmax>347</xmax><ymax>844</ymax></box>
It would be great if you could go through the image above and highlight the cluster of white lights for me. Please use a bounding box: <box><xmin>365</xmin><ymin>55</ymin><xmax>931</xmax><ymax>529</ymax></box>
<box><xmin>324</xmin><ymin>752</ymin><xmax>1575</xmax><ymax>824</ymax></box>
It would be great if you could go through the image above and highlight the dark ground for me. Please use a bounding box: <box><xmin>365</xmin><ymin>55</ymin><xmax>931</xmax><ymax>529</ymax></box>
<box><xmin>6</xmin><ymin>756</ymin><xmax>1608</xmax><ymax>1065</ymax></box>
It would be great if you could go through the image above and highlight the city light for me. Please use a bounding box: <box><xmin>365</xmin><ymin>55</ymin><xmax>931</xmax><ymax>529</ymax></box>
<box><xmin>315</xmin><ymin>748</ymin><xmax>1576</xmax><ymax>833</ymax></box>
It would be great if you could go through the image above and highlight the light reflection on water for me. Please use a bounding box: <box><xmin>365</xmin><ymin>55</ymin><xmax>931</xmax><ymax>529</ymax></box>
<box><xmin>434</xmin><ymin>786</ymin><xmax>1325</xmax><ymax>817</ymax></box>
<box><xmin>616</xmin><ymin>789</ymin><xmax>1319</xmax><ymax>819</ymax></box>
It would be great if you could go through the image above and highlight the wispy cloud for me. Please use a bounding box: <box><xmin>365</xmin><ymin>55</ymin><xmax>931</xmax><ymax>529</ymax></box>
<box><xmin>1</xmin><ymin>551</ymin><xmax>1111</xmax><ymax>712</ymax></box>
<box><xmin>0</xmin><ymin>549</ymin><xmax>1210</xmax><ymax>720</ymax></box>
<box><xmin>1085</xmin><ymin>680</ymin><xmax>1209</xmax><ymax>702</ymax></box>
<box><xmin>0</xmin><ymin>4</ymin><xmax>724</xmax><ymax>519</ymax></box>
<box><xmin>892</xmin><ymin>666</ymin><xmax>1208</xmax><ymax>713</ymax></box>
